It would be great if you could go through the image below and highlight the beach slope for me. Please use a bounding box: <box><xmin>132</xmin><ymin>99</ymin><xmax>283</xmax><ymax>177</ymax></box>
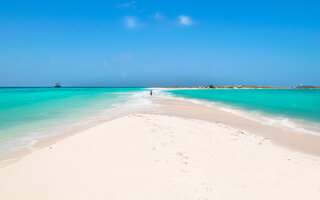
<box><xmin>0</xmin><ymin>114</ymin><xmax>320</xmax><ymax>199</ymax></box>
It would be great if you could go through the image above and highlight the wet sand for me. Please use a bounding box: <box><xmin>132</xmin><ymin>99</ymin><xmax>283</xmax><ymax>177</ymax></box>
<box><xmin>1</xmin><ymin>95</ymin><xmax>320</xmax><ymax>199</ymax></box>
<box><xmin>151</xmin><ymin>96</ymin><xmax>320</xmax><ymax>156</ymax></box>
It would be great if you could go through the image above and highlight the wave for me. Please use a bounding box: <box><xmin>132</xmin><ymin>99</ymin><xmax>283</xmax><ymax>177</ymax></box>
<box><xmin>160</xmin><ymin>90</ymin><xmax>320</xmax><ymax>135</ymax></box>
<box><xmin>0</xmin><ymin>90</ymin><xmax>155</xmax><ymax>166</ymax></box>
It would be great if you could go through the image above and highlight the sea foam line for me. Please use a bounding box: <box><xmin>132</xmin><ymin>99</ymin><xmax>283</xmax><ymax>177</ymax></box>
<box><xmin>160</xmin><ymin>90</ymin><xmax>320</xmax><ymax>136</ymax></box>
<box><xmin>0</xmin><ymin>90</ymin><xmax>155</xmax><ymax>166</ymax></box>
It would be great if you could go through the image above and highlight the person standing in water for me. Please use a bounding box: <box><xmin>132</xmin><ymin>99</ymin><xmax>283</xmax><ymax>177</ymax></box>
<box><xmin>150</xmin><ymin>89</ymin><xmax>152</xmax><ymax>96</ymax></box>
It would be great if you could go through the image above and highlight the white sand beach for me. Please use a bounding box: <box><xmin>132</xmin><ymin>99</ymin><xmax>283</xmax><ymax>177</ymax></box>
<box><xmin>2</xmin><ymin>0</ymin><xmax>319</xmax><ymax>198</ymax></box>
<box><xmin>0</xmin><ymin>111</ymin><xmax>320</xmax><ymax>199</ymax></box>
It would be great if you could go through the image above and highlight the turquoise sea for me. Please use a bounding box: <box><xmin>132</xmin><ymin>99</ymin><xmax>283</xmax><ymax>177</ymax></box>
<box><xmin>1</xmin><ymin>87</ymin><xmax>320</xmax><ymax>162</ymax></box>
<box><xmin>166</xmin><ymin>89</ymin><xmax>320</xmax><ymax>133</ymax></box>
<box><xmin>0</xmin><ymin>87</ymin><xmax>149</xmax><ymax>160</ymax></box>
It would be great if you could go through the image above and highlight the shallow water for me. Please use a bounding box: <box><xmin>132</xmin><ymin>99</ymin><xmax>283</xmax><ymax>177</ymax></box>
<box><xmin>166</xmin><ymin>89</ymin><xmax>320</xmax><ymax>134</ymax></box>
<box><xmin>0</xmin><ymin>87</ymin><xmax>150</xmax><ymax>158</ymax></box>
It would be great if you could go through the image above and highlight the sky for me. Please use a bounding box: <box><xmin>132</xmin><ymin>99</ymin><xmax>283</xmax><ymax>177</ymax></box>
<box><xmin>0</xmin><ymin>0</ymin><xmax>319</xmax><ymax>87</ymax></box>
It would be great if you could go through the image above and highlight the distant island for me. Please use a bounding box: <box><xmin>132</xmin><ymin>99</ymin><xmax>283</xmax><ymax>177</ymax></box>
<box><xmin>170</xmin><ymin>85</ymin><xmax>320</xmax><ymax>89</ymax></box>
<box><xmin>295</xmin><ymin>85</ymin><xmax>320</xmax><ymax>89</ymax></box>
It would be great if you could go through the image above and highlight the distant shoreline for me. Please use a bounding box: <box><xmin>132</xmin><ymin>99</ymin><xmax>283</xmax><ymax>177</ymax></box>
<box><xmin>1</xmin><ymin>95</ymin><xmax>320</xmax><ymax>199</ymax></box>
<box><xmin>1</xmin><ymin>85</ymin><xmax>319</xmax><ymax>89</ymax></box>
<box><xmin>165</xmin><ymin>85</ymin><xmax>320</xmax><ymax>89</ymax></box>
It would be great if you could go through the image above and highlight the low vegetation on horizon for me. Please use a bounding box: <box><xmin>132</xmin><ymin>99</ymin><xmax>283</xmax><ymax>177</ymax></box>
<box><xmin>171</xmin><ymin>85</ymin><xmax>320</xmax><ymax>89</ymax></box>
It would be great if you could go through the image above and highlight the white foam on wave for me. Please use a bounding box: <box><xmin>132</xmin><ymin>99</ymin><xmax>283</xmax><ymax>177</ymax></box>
<box><xmin>0</xmin><ymin>90</ymin><xmax>155</xmax><ymax>165</ymax></box>
<box><xmin>161</xmin><ymin>91</ymin><xmax>320</xmax><ymax>135</ymax></box>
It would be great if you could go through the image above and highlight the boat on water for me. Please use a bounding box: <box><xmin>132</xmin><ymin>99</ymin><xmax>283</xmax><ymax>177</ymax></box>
<box><xmin>54</xmin><ymin>82</ymin><xmax>62</xmax><ymax>88</ymax></box>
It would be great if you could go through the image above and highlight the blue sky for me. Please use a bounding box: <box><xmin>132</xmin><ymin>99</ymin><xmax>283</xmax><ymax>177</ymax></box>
<box><xmin>0</xmin><ymin>0</ymin><xmax>319</xmax><ymax>87</ymax></box>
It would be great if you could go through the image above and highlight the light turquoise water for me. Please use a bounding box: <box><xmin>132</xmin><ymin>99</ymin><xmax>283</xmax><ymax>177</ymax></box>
<box><xmin>2</xmin><ymin>87</ymin><xmax>320</xmax><ymax>160</ymax></box>
<box><xmin>167</xmin><ymin>89</ymin><xmax>320</xmax><ymax>133</ymax></box>
<box><xmin>0</xmin><ymin>88</ymin><xmax>148</xmax><ymax>158</ymax></box>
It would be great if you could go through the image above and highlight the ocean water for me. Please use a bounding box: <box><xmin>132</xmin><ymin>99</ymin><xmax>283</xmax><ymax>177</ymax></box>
<box><xmin>166</xmin><ymin>89</ymin><xmax>320</xmax><ymax>134</ymax></box>
<box><xmin>2</xmin><ymin>87</ymin><xmax>320</xmax><ymax>163</ymax></box>
<box><xmin>0</xmin><ymin>87</ymin><xmax>150</xmax><ymax>160</ymax></box>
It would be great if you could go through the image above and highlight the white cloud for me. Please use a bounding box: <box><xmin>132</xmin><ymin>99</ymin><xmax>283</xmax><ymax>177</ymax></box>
<box><xmin>117</xmin><ymin>1</ymin><xmax>136</xmax><ymax>9</ymax></box>
<box><xmin>154</xmin><ymin>12</ymin><xmax>165</xmax><ymax>21</ymax></box>
<box><xmin>125</xmin><ymin>17</ymin><xmax>137</xmax><ymax>28</ymax></box>
<box><xmin>178</xmin><ymin>15</ymin><xmax>193</xmax><ymax>26</ymax></box>
<box><xmin>124</xmin><ymin>16</ymin><xmax>144</xmax><ymax>29</ymax></box>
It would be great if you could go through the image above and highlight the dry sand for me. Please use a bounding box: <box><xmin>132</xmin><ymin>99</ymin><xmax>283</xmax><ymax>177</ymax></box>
<box><xmin>151</xmin><ymin>96</ymin><xmax>320</xmax><ymax>156</ymax></box>
<box><xmin>0</xmin><ymin>113</ymin><xmax>320</xmax><ymax>200</ymax></box>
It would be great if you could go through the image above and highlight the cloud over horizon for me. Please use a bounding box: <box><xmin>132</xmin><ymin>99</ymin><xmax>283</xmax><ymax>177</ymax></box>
<box><xmin>124</xmin><ymin>16</ymin><xmax>144</xmax><ymax>28</ymax></box>
<box><xmin>178</xmin><ymin>15</ymin><xmax>193</xmax><ymax>26</ymax></box>
<box><xmin>119</xmin><ymin>2</ymin><xmax>194</xmax><ymax>29</ymax></box>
